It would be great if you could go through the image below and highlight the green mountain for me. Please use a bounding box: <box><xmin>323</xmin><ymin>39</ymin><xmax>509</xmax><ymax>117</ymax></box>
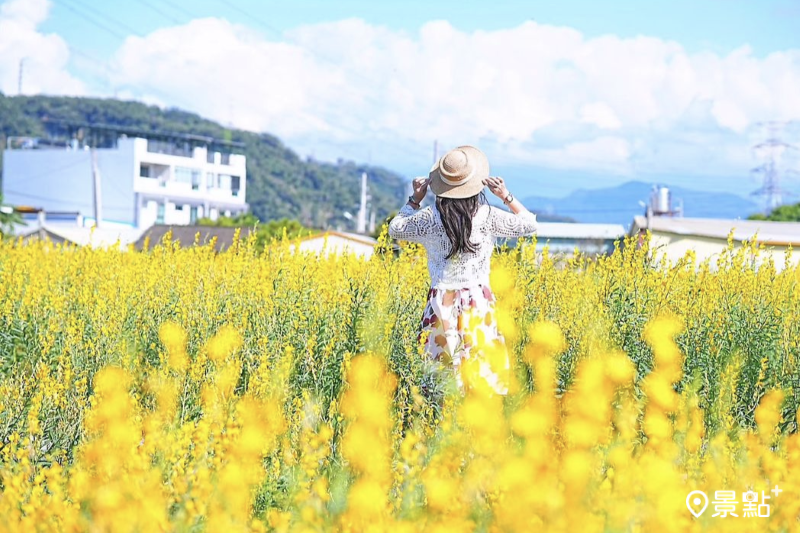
<box><xmin>0</xmin><ymin>93</ymin><xmax>408</xmax><ymax>229</ymax></box>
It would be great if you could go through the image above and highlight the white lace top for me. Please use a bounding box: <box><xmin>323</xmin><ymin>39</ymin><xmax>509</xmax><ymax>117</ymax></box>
<box><xmin>388</xmin><ymin>202</ymin><xmax>538</xmax><ymax>289</ymax></box>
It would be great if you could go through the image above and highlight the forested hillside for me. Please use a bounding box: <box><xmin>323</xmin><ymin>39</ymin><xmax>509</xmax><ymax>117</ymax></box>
<box><xmin>0</xmin><ymin>93</ymin><xmax>408</xmax><ymax>229</ymax></box>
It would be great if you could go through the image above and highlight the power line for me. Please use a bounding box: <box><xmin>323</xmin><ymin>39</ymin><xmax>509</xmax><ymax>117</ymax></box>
<box><xmin>52</xmin><ymin>0</ymin><xmax>431</xmax><ymax>172</ymax></box>
<box><xmin>55</xmin><ymin>0</ymin><xmax>341</xmax><ymax>163</ymax></box>
<box><xmin>63</xmin><ymin>0</ymin><xmax>140</xmax><ymax>36</ymax></box>
<box><xmin>156</xmin><ymin>0</ymin><xmax>199</xmax><ymax>19</ymax></box>
<box><xmin>3</xmin><ymin>189</ymin><xmax>130</xmax><ymax>212</ymax></box>
<box><xmin>130</xmin><ymin>0</ymin><xmax>182</xmax><ymax>24</ymax></box>
<box><xmin>65</xmin><ymin>45</ymin><xmax>119</xmax><ymax>95</ymax></box>
<box><xmin>3</xmin><ymin>156</ymin><xmax>90</xmax><ymax>187</ymax></box>
<box><xmin>215</xmin><ymin>0</ymin><xmax>416</xmax><ymax>93</ymax></box>
<box><xmin>750</xmin><ymin>120</ymin><xmax>799</xmax><ymax>214</ymax></box>
<box><xmin>67</xmin><ymin>46</ymin><xmax>112</xmax><ymax>72</ymax></box>
<box><xmin>54</xmin><ymin>0</ymin><xmax>433</xmax><ymax>168</ymax></box>
<box><xmin>54</xmin><ymin>0</ymin><xmax>128</xmax><ymax>40</ymax></box>
<box><xmin>3</xmin><ymin>156</ymin><xmax>130</xmax><ymax>213</ymax></box>
<box><xmin>211</xmin><ymin>0</ymin><xmax>433</xmax><ymax>163</ymax></box>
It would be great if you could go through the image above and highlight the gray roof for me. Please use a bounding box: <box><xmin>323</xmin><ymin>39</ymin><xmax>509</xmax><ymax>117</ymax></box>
<box><xmin>16</xmin><ymin>223</ymin><xmax>144</xmax><ymax>248</ymax></box>
<box><xmin>535</xmin><ymin>222</ymin><xmax>626</xmax><ymax>240</ymax></box>
<box><xmin>135</xmin><ymin>225</ymin><xmax>256</xmax><ymax>251</ymax></box>
<box><xmin>630</xmin><ymin>216</ymin><xmax>800</xmax><ymax>245</ymax></box>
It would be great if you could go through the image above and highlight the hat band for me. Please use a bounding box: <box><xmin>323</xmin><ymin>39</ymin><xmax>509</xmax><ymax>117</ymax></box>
<box><xmin>439</xmin><ymin>167</ymin><xmax>474</xmax><ymax>186</ymax></box>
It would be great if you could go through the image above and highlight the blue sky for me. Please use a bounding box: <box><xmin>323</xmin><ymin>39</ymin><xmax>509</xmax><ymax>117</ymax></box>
<box><xmin>42</xmin><ymin>0</ymin><xmax>800</xmax><ymax>60</ymax></box>
<box><xmin>2</xmin><ymin>0</ymin><xmax>800</xmax><ymax>203</ymax></box>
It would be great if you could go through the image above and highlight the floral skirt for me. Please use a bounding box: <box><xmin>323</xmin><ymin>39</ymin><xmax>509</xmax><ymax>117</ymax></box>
<box><xmin>418</xmin><ymin>284</ymin><xmax>510</xmax><ymax>395</ymax></box>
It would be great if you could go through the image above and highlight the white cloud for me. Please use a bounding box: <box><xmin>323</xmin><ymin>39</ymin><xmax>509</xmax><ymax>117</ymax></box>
<box><xmin>5</xmin><ymin>8</ymin><xmax>793</xmax><ymax>180</ymax></box>
<box><xmin>0</xmin><ymin>0</ymin><xmax>84</xmax><ymax>96</ymax></box>
<box><xmin>504</xmin><ymin>136</ymin><xmax>633</xmax><ymax>174</ymax></box>
<box><xmin>0</xmin><ymin>0</ymin><xmax>49</xmax><ymax>25</ymax></box>
<box><xmin>580</xmin><ymin>102</ymin><xmax>622</xmax><ymax>130</ymax></box>
<box><xmin>111</xmin><ymin>18</ymin><xmax>344</xmax><ymax>137</ymax></box>
<box><xmin>109</xmin><ymin>17</ymin><xmax>800</xmax><ymax>178</ymax></box>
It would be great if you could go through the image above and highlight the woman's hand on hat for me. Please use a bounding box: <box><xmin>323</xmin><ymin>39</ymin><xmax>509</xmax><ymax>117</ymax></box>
<box><xmin>411</xmin><ymin>176</ymin><xmax>430</xmax><ymax>203</ymax></box>
<box><xmin>483</xmin><ymin>176</ymin><xmax>509</xmax><ymax>199</ymax></box>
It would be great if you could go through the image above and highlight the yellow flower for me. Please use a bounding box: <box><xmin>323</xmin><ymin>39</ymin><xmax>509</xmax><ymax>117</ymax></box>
<box><xmin>525</xmin><ymin>321</ymin><xmax>566</xmax><ymax>363</ymax></box>
<box><xmin>206</xmin><ymin>325</ymin><xmax>242</xmax><ymax>363</ymax></box>
<box><xmin>755</xmin><ymin>389</ymin><xmax>785</xmax><ymax>437</ymax></box>
<box><xmin>605</xmin><ymin>350</ymin><xmax>635</xmax><ymax>385</ymax></box>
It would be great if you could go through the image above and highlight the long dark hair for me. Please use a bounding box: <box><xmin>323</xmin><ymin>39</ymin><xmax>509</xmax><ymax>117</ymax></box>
<box><xmin>436</xmin><ymin>191</ymin><xmax>489</xmax><ymax>259</ymax></box>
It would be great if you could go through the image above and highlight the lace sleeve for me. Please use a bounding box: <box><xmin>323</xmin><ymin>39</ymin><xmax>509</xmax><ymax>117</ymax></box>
<box><xmin>388</xmin><ymin>204</ymin><xmax>436</xmax><ymax>243</ymax></box>
<box><xmin>487</xmin><ymin>206</ymin><xmax>538</xmax><ymax>238</ymax></box>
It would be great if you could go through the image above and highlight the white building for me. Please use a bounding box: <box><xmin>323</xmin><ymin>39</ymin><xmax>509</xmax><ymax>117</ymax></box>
<box><xmin>2</xmin><ymin>135</ymin><xmax>247</xmax><ymax>229</ymax></box>
<box><xmin>291</xmin><ymin>231</ymin><xmax>380</xmax><ymax>259</ymax></box>
<box><xmin>628</xmin><ymin>215</ymin><xmax>800</xmax><ymax>271</ymax></box>
<box><xmin>501</xmin><ymin>222</ymin><xmax>627</xmax><ymax>256</ymax></box>
<box><xmin>18</xmin><ymin>223</ymin><xmax>146</xmax><ymax>251</ymax></box>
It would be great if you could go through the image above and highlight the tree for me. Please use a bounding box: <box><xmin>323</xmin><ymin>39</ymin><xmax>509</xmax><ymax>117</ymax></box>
<box><xmin>197</xmin><ymin>214</ymin><xmax>316</xmax><ymax>249</ymax></box>
<box><xmin>196</xmin><ymin>212</ymin><xmax>259</xmax><ymax>227</ymax></box>
<box><xmin>372</xmin><ymin>211</ymin><xmax>397</xmax><ymax>240</ymax></box>
<box><xmin>748</xmin><ymin>203</ymin><xmax>800</xmax><ymax>222</ymax></box>
<box><xmin>0</xmin><ymin>93</ymin><xmax>408</xmax><ymax>230</ymax></box>
<box><xmin>0</xmin><ymin>194</ymin><xmax>23</xmax><ymax>238</ymax></box>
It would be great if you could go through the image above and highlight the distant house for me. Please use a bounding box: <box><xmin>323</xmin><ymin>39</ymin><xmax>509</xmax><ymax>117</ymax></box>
<box><xmin>291</xmin><ymin>231</ymin><xmax>381</xmax><ymax>259</ymax></box>
<box><xmin>3</xmin><ymin>130</ymin><xmax>247</xmax><ymax>229</ymax></box>
<box><xmin>502</xmin><ymin>222</ymin><xmax>627</xmax><ymax>256</ymax></box>
<box><xmin>134</xmin><ymin>225</ymin><xmax>256</xmax><ymax>252</ymax></box>
<box><xmin>14</xmin><ymin>212</ymin><xmax>144</xmax><ymax>249</ymax></box>
<box><xmin>14</xmin><ymin>223</ymin><xmax>141</xmax><ymax>250</ymax></box>
<box><xmin>628</xmin><ymin>215</ymin><xmax>800</xmax><ymax>271</ymax></box>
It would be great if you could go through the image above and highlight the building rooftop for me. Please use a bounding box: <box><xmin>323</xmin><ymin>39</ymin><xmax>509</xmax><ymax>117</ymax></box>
<box><xmin>16</xmin><ymin>223</ymin><xmax>144</xmax><ymax>249</ymax></box>
<box><xmin>535</xmin><ymin>222</ymin><xmax>627</xmax><ymax>240</ymax></box>
<box><xmin>41</xmin><ymin>119</ymin><xmax>245</xmax><ymax>149</ymax></box>
<box><xmin>134</xmin><ymin>225</ymin><xmax>256</xmax><ymax>252</ymax></box>
<box><xmin>296</xmin><ymin>230</ymin><xmax>378</xmax><ymax>246</ymax></box>
<box><xmin>630</xmin><ymin>216</ymin><xmax>800</xmax><ymax>246</ymax></box>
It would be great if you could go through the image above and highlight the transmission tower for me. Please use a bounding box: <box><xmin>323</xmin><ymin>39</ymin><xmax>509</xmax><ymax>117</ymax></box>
<box><xmin>750</xmin><ymin>120</ymin><xmax>799</xmax><ymax>214</ymax></box>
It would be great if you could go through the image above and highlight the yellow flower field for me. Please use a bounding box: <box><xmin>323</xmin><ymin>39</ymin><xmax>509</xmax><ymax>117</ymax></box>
<box><xmin>0</xmin><ymin>229</ymin><xmax>799</xmax><ymax>532</ymax></box>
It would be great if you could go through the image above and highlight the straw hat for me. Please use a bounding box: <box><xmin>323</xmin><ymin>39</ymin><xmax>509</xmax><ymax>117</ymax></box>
<box><xmin>428</xmin><ymin>145</ymin><xmax>489</xmax><ymax>199</ymax></box>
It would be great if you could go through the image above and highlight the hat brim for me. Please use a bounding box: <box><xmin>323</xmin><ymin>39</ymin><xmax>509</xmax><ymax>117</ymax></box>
<box><xmin>428</xmin><ymin>145</ymin><xmax>489</xmax><ymax>199</ymax></box>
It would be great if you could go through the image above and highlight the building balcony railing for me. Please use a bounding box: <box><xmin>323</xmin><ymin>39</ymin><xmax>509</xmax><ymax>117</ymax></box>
<box><xmin>146</xmin><ymin>139</ymin><xmax>192</xmax><ymax>158</ymax></box>
<box><xmin>136</xmin><ymin>177</ymin><xmax>244</xmax><ymax>200</ymax></box>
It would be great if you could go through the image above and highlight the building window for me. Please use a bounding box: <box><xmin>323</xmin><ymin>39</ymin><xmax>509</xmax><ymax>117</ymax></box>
<box><xmin>219</xmin><ymin>174</ymin><xmax>232</xmax><ymax>191</ymax></box>
<box><xmin>191</xmin><ymin>170</ymin><xmax>201</xmax><ymax>191</ymax></box>
<box><xmin>140</xmin><ymin>164</ymin><xmax>151</xmax><ymax>178</ymax></box>
<box><xmin>207</xmin><ymin>150</ymin><xmax>216</xmax><ymax>164</ymax></box>
<box><xmin>190</xmin><ymin>206</ymin><xmax>198</xmax><ymax>223</ymax></box>
<box><xmin>207</xmin><ymin>172</ymin><xmax>216</xmax><ymax>189</ymax></box>
<box><xmin>156</xmin><ymin>202</ymin><xmax>165</xmax><ymax>224</ymax></box>
<box><xmin>231</xmin><ymin>175</ymin><xmax>241</xmax><ymax>197</ymax></box>
<box><xmin>220</xmin><ymin>152</ymin><xmax>231</xmax><ymax>165</ymax></box>
<box><xmin>175</xmin><ymin>167</ymin><xmax>194</xmax><ymax>185</ymax></box>
<box><xmin>175</xmin><ymin>204</ymin><xmax>184</xmax><ymax>211</ymax></box>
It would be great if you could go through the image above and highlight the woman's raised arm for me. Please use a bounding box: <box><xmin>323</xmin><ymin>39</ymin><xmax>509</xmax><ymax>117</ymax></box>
<box><xmin>483</xmin><ymin>176</ymin><xmax>538</xmax><ymax>238</ymax></box>
<box><xmin>388</xmin><ymin>176</ymin><xmax>435</xmax><ymax>243</ymax></box>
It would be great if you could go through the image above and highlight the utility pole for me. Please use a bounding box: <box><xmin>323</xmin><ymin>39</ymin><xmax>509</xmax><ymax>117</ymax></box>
<box><xmin>18</xmin><ymin>58</ymin><xmax>25</xmax><ymax>95</ymax></box>
<box><xmin>750</xmin><ymin>120</ymin><xmax>799</xmax><ymax>214</ymax></box>
<box><xmin>91</xmin><ymin>147</ymin><xmax>103</xmax><ymax>228</ymax></box>
<box><xmin>433</xmin><ymin>139</ymin><xmax>439</xmax><ymax>165</ymax></box>
<box><xmin>357</xmin><ymin>172</ymin><xmax>368</xmax><ymax>233</ymax></box>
